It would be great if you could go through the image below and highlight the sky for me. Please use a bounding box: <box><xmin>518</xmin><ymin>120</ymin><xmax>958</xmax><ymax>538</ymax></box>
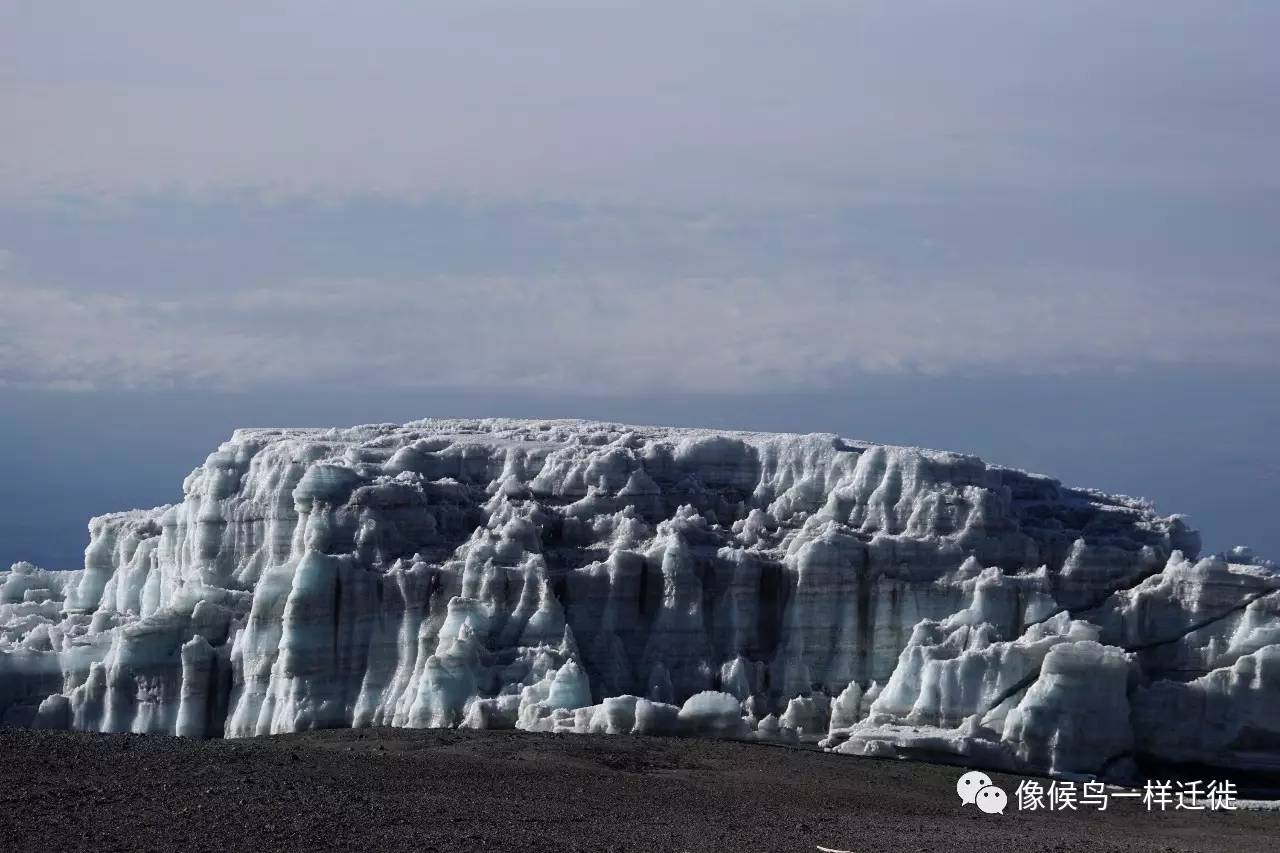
<box><xmin>1</xmin><ymin>1</ymin><xmax>1277</xmax><ymax>566</ymax></box>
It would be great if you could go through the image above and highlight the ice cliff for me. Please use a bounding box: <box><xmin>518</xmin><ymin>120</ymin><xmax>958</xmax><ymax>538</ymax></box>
<box><xmin>2</xmin><ymin>418</ymin><xmax>1276</xmax><ymax>781</ymax></box>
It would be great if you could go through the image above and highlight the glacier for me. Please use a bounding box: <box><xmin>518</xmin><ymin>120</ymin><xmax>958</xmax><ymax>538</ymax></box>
<box><xmin>1</xmin><ymin>417</ymin><xmax>1276</xmax><ymax>782</ymax></box>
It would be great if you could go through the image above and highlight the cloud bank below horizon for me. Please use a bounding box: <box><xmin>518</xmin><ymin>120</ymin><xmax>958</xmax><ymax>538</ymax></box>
<box><xmin>4</xmin><ymin>262</ymin><xmax>1275</xmax><ymax>393</ymax></box>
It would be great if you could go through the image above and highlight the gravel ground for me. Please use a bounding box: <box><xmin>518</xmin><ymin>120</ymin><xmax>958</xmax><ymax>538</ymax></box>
<box><xmin>0</xmin><ymin>727</ymin><xmax>1275</xmax><ymax>853</ymax></box>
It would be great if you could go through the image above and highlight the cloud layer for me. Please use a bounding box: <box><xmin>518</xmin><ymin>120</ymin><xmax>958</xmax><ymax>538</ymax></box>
<box><xmin>2</xmin><ymin>3</ymin><xmax>1277</xmax><ymax>394</ymax></box>
<box><xmin>4</xmin><ymin>266</ymin><xmax>1275</xmax><ymax>393</ymax></box>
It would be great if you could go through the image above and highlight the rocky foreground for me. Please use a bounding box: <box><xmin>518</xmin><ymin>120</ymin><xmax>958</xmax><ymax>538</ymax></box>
<box><xmin>0</xmin><ymin>727</ymin><xmax>1276</xmax><ymax>853</ymax></box>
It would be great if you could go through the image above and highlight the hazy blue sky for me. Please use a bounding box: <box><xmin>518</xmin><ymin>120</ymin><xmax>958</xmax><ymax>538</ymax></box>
<box><xmin>1</xmin><ymin>2</ymin><xmax>1277</xmax><ymax>566</ymax></box>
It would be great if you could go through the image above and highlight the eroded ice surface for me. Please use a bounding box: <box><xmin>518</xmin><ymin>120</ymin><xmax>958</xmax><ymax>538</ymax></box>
<box><xmin>2</xmin><ymin>418</ymin><xmax>1275</xmax><ymax>780</ymax></box>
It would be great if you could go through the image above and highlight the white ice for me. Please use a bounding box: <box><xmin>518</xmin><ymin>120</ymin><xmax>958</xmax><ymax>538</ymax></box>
<box><xmin>2</xmin><ymin>418</ymin><xmax>1274</xmax><ymax>781</ymax></box>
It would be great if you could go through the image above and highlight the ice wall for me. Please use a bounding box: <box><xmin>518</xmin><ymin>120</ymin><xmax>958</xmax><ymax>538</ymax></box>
<box><xmin>1</xmin><ymin>418</ymin><xmax>1274</xmax><ymax>781</ymax></box>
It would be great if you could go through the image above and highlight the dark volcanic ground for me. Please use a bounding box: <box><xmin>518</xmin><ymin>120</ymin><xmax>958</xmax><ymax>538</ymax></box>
<box><xmin>0</xmin><ymin>728</ymin><xmax>1275</xmax><ymax>853</ymax></box>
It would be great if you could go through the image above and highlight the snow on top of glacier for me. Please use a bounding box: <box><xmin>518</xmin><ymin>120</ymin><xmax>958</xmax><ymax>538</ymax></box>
<box><xmin>220</xmin><ymin>416</ymin><xmax>1164</xmax><ymax>511</ymax></box>
<box><xmin>226</xmin><ymin>416</ymin><xmax>983</xmax><ymax>463</ymax></box>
